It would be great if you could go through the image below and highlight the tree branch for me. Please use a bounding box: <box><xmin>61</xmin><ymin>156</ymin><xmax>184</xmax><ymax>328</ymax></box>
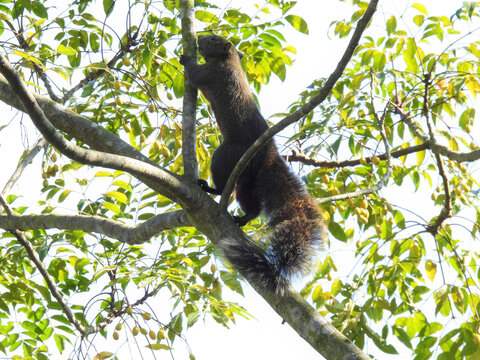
<box><xmin>219</xmin><ymin>0</ymin><xmax>380</xmax><ymax>209</ymax></box>
<box><xmin>180</xmin><ymin>0</ymin><xmax>199</xmax><ymax>179</ymax></box>
<box><xmin>0</xmin><ymin>64</ymin><xmax>192</xmax><ymax>203</ymax></box>
<box><xmin>421</xmin><ymin>75</ymin><xmax>452</xmax><ymax>234</ymax></box>
<box><xmin>190</xmin><ymin>203</ymin><xmax>370</xmax><ymax>360</ymax></box>
<box><xmin>0</xmin><ymin>193</ymin><xmax>91</xmax><ymax>336</ymax></box>
<box><xmin>0</xmin><ymin>210</ymin><xmax>190</xmax><ymax>244</ymax></box>
<box><xmin>62</xmin><ymin>29</ymin><xmax>140</xmax><ymax>103</ymax></box>
<box><xmin>314</xmin><ymin>71</ymin><xmax>393</xmax><ymax>205</ymax></box>
<box><xmin>285</xmin><ymin>142</ymin><xmax>429</xmax><ymax>168</ymax></box>
<box><xmin>4</xmin><ymin>19</ymin><xmax>62</xmax><ymax>102</ymax></box>
<box><xmin>0</xmin><ymin>76</ymin><xmax>153</xmax><ymax>164</ymax></box>
<box><xmin>1</xmin><ymin>137</ymin><xmax>47</xmax><ymax>203</ymax></box>
<box><xmin>396</xmin><ymin>105</ymin><xmax>480</xmax><ymax>163</ymax></box>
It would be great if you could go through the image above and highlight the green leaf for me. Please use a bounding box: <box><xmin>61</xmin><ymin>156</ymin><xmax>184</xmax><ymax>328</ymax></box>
<box><xmin>434</xmin><ymin>285</ymin><xmax>450</xmax><ymax>315</ymax></box>
<box><xmin>425</xmin><ymin>260</ymin><xmax>437</xmax><ymax>281</ymax></box>
<box><xmin>386</xmin><ymin>16</ymin><xmax>397</xmax><ymax>35</ymax></box>
<box><xmin>259</xmin><ymin>33</ymin><xmax>282</xmax><ymax>48</ymax></box>
<box><xmin>331</xmin><ymin>279</ymin><xmax>342</xmax><ymax>296</ymax></box>
<box><xmin>146</xmin><ymin>344</ymin><xmax>171</xmax><ymax>351</ymax></box>
<box><xmin>413</xmin><ymin>14</ymin><xmax>425</xmax><ymax>27</ymax></box>
<box><xmin>285</xmin><ymin>14</ymin><xmax>309</xmax><ymax>34</ymax></box>
<box><xmin>31</xmin><ymin>1</ymin><xmax>47</xmax><ymax>18</ymax></box>
<box><xmin>328</xmin><ymin>222</ymin><xmax>347</xmax><ymax>242</ymax></box>
<box><xmin>102</xmin><ymin>201</ymin><xmax>120</xmax><ymax>215</ymax></box>
<box><xmin>13</xmin><ymin>50</ymin><xmax>42</xmax><ymax>65</ymax></box>
<box><xmin>459</xmin><ymin>108</ymin><xmax>475</xmax><ymax>129</ymax></box>
<box><xmin>94</xmin><ymin>171</ymin><xmax>113</xmax><ymax>177</ymax></box>
<box><xmin>220</xmin><ymin>271</ymin><xmax>244</xmax><ymax>296</ymax></box>
<box><xmin>53</xmin><ymin>334</ymin><xmax>65</xmax><ymax>353</ymax></box>
<box><xmin>112</xmin><ymin>180</ymin><xmax>132</xmax><ymax>191</ymax></box>
<box><xmin>195</xmin><ymin>10</ymin><xmax>217</xmax><ymax>22</ymax></box>
<box><xmin>51</xmin><ymin>315</ymin><xmax>70</xmax><ymax>326</ymax></box>
<box><xmin>393</xmin><ymin>210</ymin><xmax>405</xmax><ymax>229</ymax></box>
<box><xmin>403</xmin><ymin>38</ymin><xmax>419</xmax><ymax>73</ymax></box>
<box><xmin>271</xmin><ymin>57</ymin><xmax>286</xmax><ymax>81</ymax></box>
<box><xmin>186</xmin><ymin>311</ymin><xmax>201</xmax><ymax>328</ymax></box>
<box><xmin>282</xmin><ymin>45</ymin><xmax>296</xmax><ymax>54</ymax></box>
<box><xmin>71</xmin><ymin>257</ymin><xmax>90</xmax><ymax>272</ymax></box>
<box><xmin>373</xmin><ymin>51</ymin><xmax>387</xmax><ymax>70</ymax></box>
<box><xmin>58</xmin><ymin>190</ymin><xmax>71</xmax><ymax>203</ymax></box>
<box><xmin>311</xmin><ymin>285</ymin><xmax>323</xmax><ymax>303</ymax></box>
<box><xmin>90</xmin><ymin>32</ymin><xmax>100</xmax><ymax>52</ymax></box>
<box><xmin>416</xmin><ymin>148</ymin><xmax>425</xmax><ymax>167</ymax></box>
<box><xmin>106</xmin><ymin>190</ymin><xmax>128</xmax><ymax>204</ymax></box>
<box><xmin>412</xmin><ymin>3</ymin><xmax>428</xmax><ymax>15</ymax></box>
<box><xmin>103</xmin><ymin>0</ymin><xmax>114</xmax><ymax>15</ymax></box>
<box><xmin>87</xmin><ymin>62</ymin><xmax>111</xmax><ymax>73</ymax></box>
<box><xmin>56</xmin><ymin>44</ymin><xmax>77</xmax><ymax>56</ymax></box>
<box><xmin>393</xmin><ymin>327</ymin><xmax>413</xmax><ymax>349</ymax></box>
<box><xmin>173</xmin><ymin>73</ymin><xmax>184</xmax><ymax>98</ymax></box>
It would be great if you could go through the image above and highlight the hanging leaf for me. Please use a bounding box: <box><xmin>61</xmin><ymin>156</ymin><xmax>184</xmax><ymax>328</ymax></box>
<box><xmin>285</xmin><ymin>14</ymin><xmax>309</xmax><ymax>34</ymax></box>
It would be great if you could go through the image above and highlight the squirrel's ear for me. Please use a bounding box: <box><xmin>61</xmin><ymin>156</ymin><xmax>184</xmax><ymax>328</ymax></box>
<box><xmin>224</xmin><ymin>41</ymin><xmax>232</xmax><ymax>51</ymax></box>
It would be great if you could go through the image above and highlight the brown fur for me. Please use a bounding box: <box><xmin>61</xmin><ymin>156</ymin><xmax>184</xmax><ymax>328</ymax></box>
<box><xmin>180</xmin><ymin>35</ymin><xmax>325</xmax><ymax>293</ymax></box>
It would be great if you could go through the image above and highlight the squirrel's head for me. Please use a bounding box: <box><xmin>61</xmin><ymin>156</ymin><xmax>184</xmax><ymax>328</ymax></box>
<box><xmin>197</xmin><ymin>35</ymin><xmax>244</xmax><ymax>61</ymax></box>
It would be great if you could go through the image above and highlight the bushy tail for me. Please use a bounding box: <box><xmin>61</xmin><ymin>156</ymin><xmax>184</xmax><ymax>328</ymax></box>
<box><xmin>267</xmin><ymin>198</ymin><xmax>325</xmax><ymax>277</ymax></box>
<box><xmin>218</xmin><ymin>237</ymin><xmax>291</xmax><ymax>293</ymax></box>
<box><xmin>220</xmin><ymin>196</ymin><xmax>325</xmax><ymax>295</ymax></box>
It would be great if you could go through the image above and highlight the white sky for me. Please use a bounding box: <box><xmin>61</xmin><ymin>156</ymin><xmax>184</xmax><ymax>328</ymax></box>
<box><xmin>0</xmin><ymin>1</ymin><xmax>473</xmax><ymax>360</ymax></box>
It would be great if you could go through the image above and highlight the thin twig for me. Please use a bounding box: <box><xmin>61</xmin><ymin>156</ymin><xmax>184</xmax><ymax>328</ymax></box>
<box><xmin>316</xmin><ymin>71</ymin><xmax>393</xmax><ymax>205</ymax></box>
<box><xmin>421</xmin><ymin>74</ymin><xmax>452</xmax><ymax>234</ymax></box>
<box><xmin>4</xmin><ymin>19</ymin><xmax>62</xmax><ymax>102</ymax></box>
<box><xmin>285</xmin><ymin>143</ymin><xmax>429</xmax><ymax>168</ymax></box>
<box><xmin>1</xmin><ymin>137</ymin><xmax>47</xmax><ymax>204</ymax></box>
<box><xmin>62</xmin><ymin>29</ymin><xmax>140</xmax><ymax>102</ymax></box>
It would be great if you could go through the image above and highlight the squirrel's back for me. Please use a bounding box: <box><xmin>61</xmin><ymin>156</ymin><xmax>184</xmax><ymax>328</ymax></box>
<box><xmin>180</xmin><ymin>35</ymin><xmax>325</xmax><ymax>294</ymax></box>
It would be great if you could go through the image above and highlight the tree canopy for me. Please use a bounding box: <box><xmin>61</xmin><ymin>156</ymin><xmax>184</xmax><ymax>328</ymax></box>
<box><xmin>0</xmin><ymin>1</ymin><xmax>479</xmax><ymax>359</ymax></box>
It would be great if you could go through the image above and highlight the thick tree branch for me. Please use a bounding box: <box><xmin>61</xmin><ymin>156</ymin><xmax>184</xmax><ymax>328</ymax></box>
<box><xmin>0</xmin><ymin>76</ymin><xmax>154</xmax><ymax>164</ymax></box>
<box><xmin>190</xmin><ymin>203</ymin><xmax>370</xmax><ymax>360</ymax></box>
<box><xmin>0</xmin><ymin>210</ymin><xmax>190</xmax><ymax>244</ymax></box>
<box><xmin>430</xmin><ymin>140</ymin><xmax>480</xmax><ymax>163</ymax></box>
<box><xmin>180</xmin><ymin>0</ymin><xmax>199</xmax><ymax>179</ymax></box>
<box><xmin>219</xmin><ymin>0</ymin><xmax>380</xmax><ymax>209</ymax></box>
<box><xmin>0</xmin><ymin>67</ymin><xmax>194</xmax><ymax>204</ymax></box>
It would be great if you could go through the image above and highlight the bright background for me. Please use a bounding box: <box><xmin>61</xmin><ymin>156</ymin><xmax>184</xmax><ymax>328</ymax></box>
<box><xmin>0</xmin><ymin>1</ymin><xmax>470</xmax><ymax>359</ymax></box>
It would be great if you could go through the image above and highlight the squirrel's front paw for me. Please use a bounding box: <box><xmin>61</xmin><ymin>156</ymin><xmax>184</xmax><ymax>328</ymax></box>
<box><xmin>197</xmin><ymin>179</ymin><xmax>222</xmax><ymax>195</ymax></box>
<box><xmin>179</xmin><ymin>54</ymin><xmax>192</xmax><ymax>66</ymax></box>
<box><xmin>197</xmin><ymin>179</ymin><xmax>210</xmax><ymax>191</ymax></box>
<box><xmin>233</xmin><ymin>215</ymin><xmax>248</xmax><ymax>227</ymax></box>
